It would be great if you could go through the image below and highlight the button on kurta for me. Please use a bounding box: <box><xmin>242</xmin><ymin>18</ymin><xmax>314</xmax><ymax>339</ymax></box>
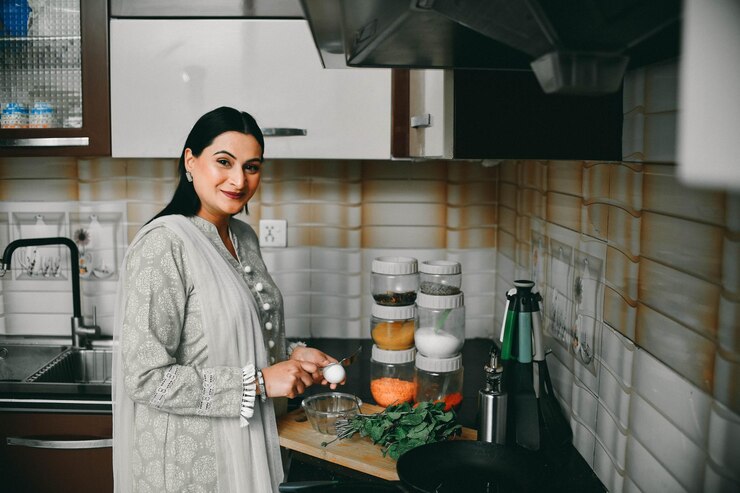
<box><xmin>255</xmin><ymin>282</ymin><xmax>264</xmax><ymax>292</ymax></box>
<box><xmin>265</xmin><ymin>322</ymin><xmax>273</xmax><ymax>330</ymax></box>
<box><xmin>243</xmin><ymin>265</ymin><xmax>252</xmax><ymax>273</ymax></box>
<box><xmin>262</xmin><ymin>303</ymin><xmax>271</xmax><ymax>311</ymax></box>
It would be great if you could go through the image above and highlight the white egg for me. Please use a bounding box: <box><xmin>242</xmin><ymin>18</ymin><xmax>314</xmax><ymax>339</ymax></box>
<box><xmin>322</xmin><ymin>363</ymin><xmax>346</xmax><ymax>384</ymax></box>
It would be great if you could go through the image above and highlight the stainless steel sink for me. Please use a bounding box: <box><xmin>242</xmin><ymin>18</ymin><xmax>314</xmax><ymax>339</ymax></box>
<box><xmin>0</xmin><ymin>344</ymin><xmax>68</xmax><ymax>382</ymax></box>
<box><xmin>27</xmin><ymin>348</ymin><xmax>112</xmax><ymax>384</ymax></box>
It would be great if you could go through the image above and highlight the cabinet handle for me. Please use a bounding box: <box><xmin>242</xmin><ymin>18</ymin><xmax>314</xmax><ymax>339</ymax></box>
<box><xmin>7</xmin><ymin>436</ymin><xmax>112</xmax><ymax>449</ymax></box>
<box><xmin>0</xmin><ymin>137</ymin><xmax>90</xmax><ymax>147</ymax></box>
<box><xmin>410</xmin><ymin>114</ymin><xmax>432</xmax><ymax>128</ymax></box>
<box><xmin>261</xmin><ymin>128</ymin><xmax>307</xmax><ymax>137</ymax></box>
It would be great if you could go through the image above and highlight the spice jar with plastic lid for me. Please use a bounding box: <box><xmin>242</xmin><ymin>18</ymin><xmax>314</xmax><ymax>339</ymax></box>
<box><xmin>371</xmin><ymin>303</ymin><xmax>417</xmax><ymax>350</ymax></box>
<box><xmin>420</xmin><ymin>260</ymin><xmax>462</xmax><ymax>295</ymax></box>
<box><xmin>371</xmin><ymin>256</ymin><xmax>419</xmax><ymax>306</ymax></box>
<box><xmin>414</xmin><ymin>353</ymin><xmax>464</xmax><ymax>411</ymax></box>
<box><xmin>415</xmin><ymin>292</ymin><xmax>465</xmax><ymax>358</ymax></box>
<box><xmin>370</xmin><ymin>345</ymin><xmax>416</xmax><ymax>407</ymax></box>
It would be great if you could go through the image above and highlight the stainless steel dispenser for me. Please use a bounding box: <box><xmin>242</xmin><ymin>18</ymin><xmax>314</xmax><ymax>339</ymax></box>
<box><xmin>477</xmin><ymin>344</ymin><xmax>507</xmax><ymax>444</ymax></box>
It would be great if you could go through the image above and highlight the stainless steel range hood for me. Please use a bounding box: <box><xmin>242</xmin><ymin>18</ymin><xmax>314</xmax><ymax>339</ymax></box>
<box><xmin>301</xmin><ymin>0</ymin><xmax>681</xmax><ymax>94</ymax></box>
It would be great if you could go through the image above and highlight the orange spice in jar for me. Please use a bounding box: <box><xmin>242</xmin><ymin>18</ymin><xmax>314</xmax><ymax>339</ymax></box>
<box><xmin>370</xmin><ymin>304</ymin><xmax>416</xmax><ymax>350</ymax></box>
<box><xmin>370</xmin><ymin>346</ymin><xmax>417</xmax><ymax>408</ymax></box>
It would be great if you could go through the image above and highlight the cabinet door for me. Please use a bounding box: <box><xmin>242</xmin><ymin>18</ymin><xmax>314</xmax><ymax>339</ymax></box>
<box><xmin>0</xmin><ymin>412</ymin><xmax>112</xmax><ymax>493</ymax></box>
<box><xmin>111</xmin><ymin>19</ymin><xmax>391</xmax><ymax>159</ymax></box>
<box><xmin>408</xmin><ymin>70</ymin><xmax>454</xmax><ymax>159</ymax></box>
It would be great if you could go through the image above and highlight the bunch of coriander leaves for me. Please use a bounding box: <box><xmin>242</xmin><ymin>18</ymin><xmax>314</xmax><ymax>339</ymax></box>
<box><xmin>321</xmin><ymin>401</ymin><xmax>462</xmax><ymax>460</ymax></box>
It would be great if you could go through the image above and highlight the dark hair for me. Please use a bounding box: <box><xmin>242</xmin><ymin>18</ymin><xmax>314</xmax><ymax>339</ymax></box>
<box><xmin>149</xmin><ymin>106</ymin><xmax>264</xmax><ymax>222</ymax></box>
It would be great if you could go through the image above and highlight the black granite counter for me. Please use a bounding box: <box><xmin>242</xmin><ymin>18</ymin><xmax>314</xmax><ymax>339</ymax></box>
<box><xmin>287</xmin><ymin>338</ymin><xmax>606</xmax><ymax>493</ymax></box>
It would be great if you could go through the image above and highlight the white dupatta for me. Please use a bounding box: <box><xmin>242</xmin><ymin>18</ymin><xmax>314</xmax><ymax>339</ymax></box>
<box><xmin>112</xmin><ymin>215</ymin><xmax>283</xmax><ymax>492</ymax></box>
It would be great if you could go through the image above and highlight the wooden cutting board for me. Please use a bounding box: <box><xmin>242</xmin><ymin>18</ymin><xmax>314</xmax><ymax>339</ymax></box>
<box><xmin>277</xmin><ymin>403</ymin><xmax>477</xmax><ymax>481</ymax></box>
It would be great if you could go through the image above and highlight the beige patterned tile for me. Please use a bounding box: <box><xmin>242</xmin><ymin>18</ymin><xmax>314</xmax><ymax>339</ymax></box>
<box><xmin>625</xmin><ymin>434</ymin><xmax>687</xmax><ymax>493</ymax></box>
<box><xmin>607</xmin><ymin>206</ymin><xmax>641</xmax><ymax>259</ymax></box>
<box><xmin>583</xmin><ymin>162</ymin><xmax>611</xmax><ymax>203</ymax></box>
<box><xmin>639</xmin><ymin>258</ymin><xmax>720</xmax><ymax>339</ymax></box>
<box><xmin>498</xmin><ymin>160</ymin><xmax>518</xmax><ymax>184</ymax></box>
<box><xmin>703</xmin><ymin>461</ymin><xmax>740</xmax><ymax>493</ymax></box>
<box><xmin>363</xmin><ymin>179</ymin><xmax>446</xmax><ymax>204</ymax></box>
<box><xmin>603</xmin><ymin>289</ymin><xmax>637</xmax><ymax>341</ymax></box>
<box><xmin>497</xmin><ymin>205</ymin><xmax>516</xmax><ymax>236</ymax></box>
<box><xmin>261</xmin><ymin>160</ymin><xmax>313</xmax><ymax>180</ymax></box>
<box><xmin>520</xmin><ymin>160</ymin><xmax>547</xmax><ymax>191</ymax></box>
<box><xmin>310</xmin><ymin>181</ymin><xmax>362</xmax><ymax>204</ymax></box>
<box><xmin>633</xmin><ymin>348</ymin><xmax>711</xmax><ymax>446</ymax></box>
<box><xmin>77</xmin><ymin>158</ymin><xmax>127</xmax><ymax>180</ymax></box>
<box><xmin>622</xmin><ymin>112</ymin><xmax>646</xmax><ymax>161</ymax></box>
<box><xmin>644</xmin><ymin>112</ymin><xmax>677</xmax><ymax>163</ymax></box>
<box><xmin>362</xmin><ymin>226</ymin><xmax>445</xmax><ymax>248</ymax></box>
<box><xmin>260</xmin><ymin>204</ymin><xmax>312</xmax><ymax>224</ymax></box>
<box><xmin>362</xmin><ymin>161</ymin><xmax>447</xmax><ymax>181</ymax></box>
<box><xmin>447</xmin><ymin>227</ymin><xmax>496</xmax><ymax>249</ymax></box>
<box><xmin>723</xmin><ymin>236</ymin><xmax>739</xmax><ymax>296</ymax></box>
<box><xmin>599</xmin><ymin>364</ymin><xmax>632</xmax><ymax>430</ymax></box>
<box><xmin>126</xmin><ymin>202</ymin><xmax>165</xmax><ymax>224</ymax></box>
<box><xmin>499</xmin><ymin>181</ymin><xmax>517</xmax><ymax>209</ymax></box>
<box><xmin>79</xmin><ymin>180</ymin><xmax>128</xmax><ymax>202</ymax></box>
<box><xmin>446</xmin><ymin>205</ymin><xmax>496</xmax><ymax>229</ymax></box>
<box><xmin>262</xmin><ymin>247</ymin><xmax>311</xmax><ymax>272</ymax></box>
<box><xmin>516</xmin><ymin>215</ymin><xmax>531</xmax><ymax>244</ymax></box>
<box><xmin>727</xmin><ymin>192</ymin><xmax>740</xmax><ymax>233</ymax></box>
<box><xmin>259</xmin><ymin>181</ymin><xmax>312</xmax><ymax>204</ymax></box>
<box><xmin>517</xmin><ymin>188</ymin><xmax>544</xmax><ymax>218</ymax></box>
<box><xmin>447</xmin><ymin>161</ymin><xmax>498</xmax><ymax>183</ymax></box>
<box><xmin>124</xmin><ymin>158</ymin><xmax>178</xmax><ymax>179</ymax></box>
<box><xmin>643</xmin><ymin>164</ymin><xmax>725</xmax><ymax>225</ymax></box>
<box><xmin>645</xmin><ymin>61</ymin><xmax>679</xmax><ymax>114</ymax></box>
<box><xmin>447</xmin><ymin>182</ymin><xmax>497</xmax><ymax>206</ymax></box>
<box><xmin>309</xmin><ymin>204</ymin><xmax>360</xmax><ymax>227</ymax></box>
<box><xmin>547</xmin><ymin>192</ymin><xmax>582</xmax><ymax>232</ymax></box>
<box><xmin>714</xmin><ymin>351</ymin><xmax>740</xmax><ymax>415</ymax></box>
<box><xmin>594</xmin><ymin>441</ymin><xmax>626</xmax><ymax>491</ymax></box>
<box><xmin>0</xmin><ymin>157</ymin><xmax>78</xmax><ymax>179</ymax></box>
<box><xmin>718</xmin><ymin>294</ymin><xmax>740</xmax><ymax>354</ymax></box>
<box><xmin>636</xmin><ymin>303</ymin><xmax>715</xmax><ymax>392</ymax></box>
<box><xmin>0</xmin><ymin>179</ymin><xmax>79</xmax><ymax>202</ymax></box>
<box><xmin>313</xmin><ymin>160</ymin><xmax>362</xmax><ymax>180</ymax></box>
<box><xmin>547</xmin><ymin>161</ymin><xmax>583</xmax><ymax>195</ymax></box>
<box><xmin>582</xmin><ymin>204</ymin><xmax>609</xmax><ymax>240</ymax></box>
<box><xmin>125</xmin><ymin>178</ymin><xmax>177</xmax><ymax>202</ymax></box>
<box><xmin>605</xmin><ymin>246</ymin><xmax>639</xmax><ymax>302</ymax></box>
<box><xmin>609</xmin><ymin>164</ymin><xmax>643</xmax><ymax>211</ymax></box>
<box><xmin>497</xmin><ymin>229</ymin><xmax>516</xmax><ymax>260</ymax></box>
<box><xmin>641</xmin><ymin>212</ymin><xmax>723</xmax><ymax>280</ymax></box>
<box><xmin>596</xmin><ymin>402</ymin><xmax>628</xmax><ymax>470</ymax></box>
<box><xmin>310</xmin><ymin>227</ymin><xmax>361</xmax><ymax>248</ymax></box>
<box><xmin>629</xmin><ymin>392</ymin><xmax>705</xmax><ymax>492</ymax></box>
<box><xmin>362</xmin><ymin>203</ymin><xmax>443</xmax><ymax>227</ymax></box>
<box><xmin>707</xmin><ymin>401</ymin><xmax>740</xmax><ymax>483</ymax></box>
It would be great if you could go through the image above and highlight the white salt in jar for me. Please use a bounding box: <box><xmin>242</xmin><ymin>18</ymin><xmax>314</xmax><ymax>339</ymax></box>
<box><xmin>414</xmin><ymin>292</ymin><xmax>465</xmax><ymax>358</ymax></box>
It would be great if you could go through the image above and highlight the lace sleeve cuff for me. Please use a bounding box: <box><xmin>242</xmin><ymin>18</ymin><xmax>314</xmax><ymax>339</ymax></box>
<box><xmin>287</xmin><ymin>341</ymin><xmax>307</xmax><ymax>359</ymax></box>
<box><xmin>240</xmin><ymin>364</ymin><xmax>257</xmax><ymax>428</ymax></box>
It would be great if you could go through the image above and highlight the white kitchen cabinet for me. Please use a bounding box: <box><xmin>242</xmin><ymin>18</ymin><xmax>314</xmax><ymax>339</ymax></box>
<box><xmin>110</xmin><ymin>19</ymin><xmax>391</xmax><ymax>159</ymax></box>
<box><xmin>678</xmin><ymin>0</ymin><xmax>740</xmax><ymax>189</ymax></box>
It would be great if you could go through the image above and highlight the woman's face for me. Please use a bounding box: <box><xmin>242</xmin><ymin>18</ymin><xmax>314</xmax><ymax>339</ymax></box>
<box><xmin>185</xmin><ymin>131</ymin><xmax>263</xmax><ymax>225</ymax></box>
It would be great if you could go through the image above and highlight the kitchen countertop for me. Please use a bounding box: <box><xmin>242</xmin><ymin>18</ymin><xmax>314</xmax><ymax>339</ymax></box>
<box><xmin>288</xmin><ymin>338</ymin><xmax>606</xmax><ymax>492</ymax></box>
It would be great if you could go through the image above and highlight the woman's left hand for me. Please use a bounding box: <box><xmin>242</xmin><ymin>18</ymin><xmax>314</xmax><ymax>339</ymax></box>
<box><xmin>290</xmin><ymin>346</ymin><xmax>343</xmax><ymax>389</ymax></box>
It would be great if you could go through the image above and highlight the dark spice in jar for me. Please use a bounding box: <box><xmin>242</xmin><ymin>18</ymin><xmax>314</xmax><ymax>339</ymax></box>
<box><xmin>420</xmin><ymin>281</ymin><xmax>461</xmax><ymax>295</ymax></box>
<box><xmin>373</xmin><ymin>291</ymin><xmax>417</xmax><ymax>306</ymax></box>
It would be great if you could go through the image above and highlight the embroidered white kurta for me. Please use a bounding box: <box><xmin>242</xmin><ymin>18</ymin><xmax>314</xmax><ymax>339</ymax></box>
<box><xmin>120</xmin><ymin>216</ymin><xmax>286</xmax><ymax>492</ymax></box>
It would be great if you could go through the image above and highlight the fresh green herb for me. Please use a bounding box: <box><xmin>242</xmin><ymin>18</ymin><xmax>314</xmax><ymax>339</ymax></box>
<box><xmin>321</xmin><ymin>401</ymin><xmax>462</xmax><ymax>460</ymax></box>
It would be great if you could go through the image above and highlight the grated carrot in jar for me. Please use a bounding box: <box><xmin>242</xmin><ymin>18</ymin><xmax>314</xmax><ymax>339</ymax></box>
<box><xmin>370</xmin><ymin>377</ymin><xmax>417</xmax><ymax>407</ymax></box>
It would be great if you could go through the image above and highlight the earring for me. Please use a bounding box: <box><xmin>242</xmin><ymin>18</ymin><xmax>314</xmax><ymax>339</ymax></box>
<box><xmin>185</xmin><ymin>171</ymin><xmax>193</xmax><ymax>182</ymax></box>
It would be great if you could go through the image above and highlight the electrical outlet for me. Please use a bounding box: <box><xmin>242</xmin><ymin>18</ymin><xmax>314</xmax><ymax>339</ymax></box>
<box><xmin>259</xmin><ymin>219</ymin><xmax>287</xmax><ymax>247</ymax></box>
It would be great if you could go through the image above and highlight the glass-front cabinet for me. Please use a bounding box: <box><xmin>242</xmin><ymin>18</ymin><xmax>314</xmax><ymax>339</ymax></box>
<box><xmin>0</xmin><ymin>0</ymin><xmax>109</xmax><ymax>156</ymax></box>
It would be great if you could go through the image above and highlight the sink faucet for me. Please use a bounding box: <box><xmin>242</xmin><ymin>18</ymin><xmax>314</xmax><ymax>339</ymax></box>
<box><xmin>1</xmin><ymin>237</ymin><xmax>101</xmax><ymax>348</ymax></box>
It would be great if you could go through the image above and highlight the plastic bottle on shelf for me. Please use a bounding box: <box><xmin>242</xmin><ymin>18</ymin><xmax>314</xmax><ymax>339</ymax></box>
<box><xmin>370</xmin><ymin>303</ymin><xmax>416</xmax><ymax>350</ymax></box>
<box><xmin>370</xmin><ymin>345</ymin><xmax>416</xmax><ymax>407</ymax></box>
<box><xmin>371</xmin><ymin>256</ymin><xmax>419</xmax><ymax>306</ymax></box>
<box><xmin>419</xmin><ymin>260</ymin><xmax>462</xmax><ymax>295</ymax></box>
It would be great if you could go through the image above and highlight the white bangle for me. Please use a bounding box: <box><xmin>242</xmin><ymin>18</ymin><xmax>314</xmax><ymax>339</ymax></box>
<box><xmin>240</xmin><ymin>364</ymin><xmax>257</xmax><ymax>427</ymax></box>
<box><xmin>287</xmin><ymin>341</ymin><xmax>307</xmax><ymax>358</ymax></box>
<box><xmin>256</xmin><ymin>368</ymin><xmax>267</xmax><ymax>403</ymax></box>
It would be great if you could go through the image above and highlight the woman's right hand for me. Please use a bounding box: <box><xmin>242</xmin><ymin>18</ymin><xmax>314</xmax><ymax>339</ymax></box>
<box><xmin>261</xmin><ymin>360</ymin><xmax>317</xmax><ymax>399</ymax></box>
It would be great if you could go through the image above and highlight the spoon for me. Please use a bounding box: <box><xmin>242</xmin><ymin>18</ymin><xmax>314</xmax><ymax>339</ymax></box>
<box><xmin>321</xmin><ymin>345</ymin><xmax>362</xmax><ymax>373</ymax></box>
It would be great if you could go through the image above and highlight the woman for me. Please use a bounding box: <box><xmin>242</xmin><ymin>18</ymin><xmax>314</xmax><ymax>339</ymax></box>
<box><xmin>112</xmin><ymin>106</ymin><xmax>339</xmax><ymax>492</ymax></box>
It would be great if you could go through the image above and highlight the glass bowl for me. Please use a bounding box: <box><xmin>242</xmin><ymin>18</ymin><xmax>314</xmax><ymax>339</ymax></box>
<box><xmin>301</xmin><ymin>392</ymin><xmax>363</xmax><ymax>435</ymax></box>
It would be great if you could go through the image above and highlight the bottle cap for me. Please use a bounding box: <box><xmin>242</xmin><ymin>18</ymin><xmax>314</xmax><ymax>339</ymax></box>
<box><xmin>420</xmin><ymin>260</ymin><xmax>461</xmax><ymax>275</ymax></box>
<box><xmin>416</xmin><ymin>292</ymin><xmax>464</xmax><ymax>309</ymax></box>
<box><xmin>371</xmin><ymin>303</ymin><xmax>416</xmax><ymax>320</ymax></box>
<box><xmin>415</xmin><ymin>353</ymin><xmax>462</xmax><ymax>372</ymax></box>
<box><xmin>372</xmin><ymin>256</ymin><xmax>418</xmax><ymax>275</ymax></box>
<box><xmin>372</xmin><ymin>345</ymin><xmax>416</xmax><ymax>364</ymax></box>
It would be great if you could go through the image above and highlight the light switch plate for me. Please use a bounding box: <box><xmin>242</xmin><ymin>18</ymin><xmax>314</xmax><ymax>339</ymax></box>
<box><xmin>259</xmin><ymin>219</ymin><xmax>287</xmax><ymax>247</ymax></box>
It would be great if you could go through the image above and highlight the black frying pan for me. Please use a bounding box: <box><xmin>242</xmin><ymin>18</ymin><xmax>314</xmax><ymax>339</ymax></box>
<box><xmin>279</xmin><ymin>440</ymin><xmax>546</xmax><ymax>493</ymax></box>
<box><xmin>396</xmin><ymin>440</ymin><xmax>545</xmax><ymax>493</ymax></box>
